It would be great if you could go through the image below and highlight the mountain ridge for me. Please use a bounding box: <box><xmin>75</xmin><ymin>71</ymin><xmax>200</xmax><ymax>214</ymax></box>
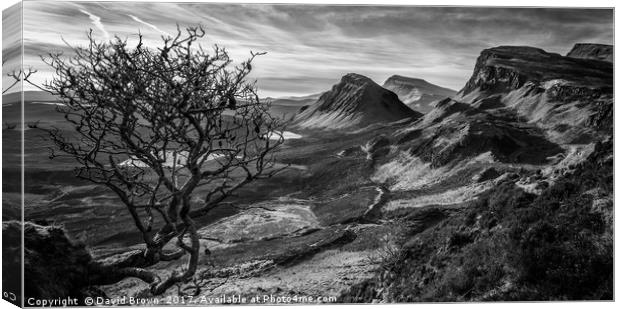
<box><xmin>293</xmin><ymin>73</ymin><xmax>421</xmax><ymax>129</ymax></box>
<box><xmin>458</xmin><ymin>45</ymin><xmax>612</xmax><ymax>97</ymax></box>
<box><xmin>2</xmin><ymin>90</ymin><xmax>59</xmax><ymax>105</ymax></box>
<box><xmin>453</xmin><ymin>45</ymin><xmax>612</xmax><ymax>144</ymax></box>
<box><xmin>566</xmin><ymin>43</ymin><xmax>613</xmax><ymax>62</ymax></box>
<box><xmin>382</xmin><ymin>75</ymin><xmax>456</xmax><ymax>113</ymax></box>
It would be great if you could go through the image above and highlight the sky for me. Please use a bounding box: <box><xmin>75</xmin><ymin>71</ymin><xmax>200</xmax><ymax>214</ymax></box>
<box><xmin>2</xmin><ymin>1</ymin><xmax>614</xmax><ymax>98</ymax></box>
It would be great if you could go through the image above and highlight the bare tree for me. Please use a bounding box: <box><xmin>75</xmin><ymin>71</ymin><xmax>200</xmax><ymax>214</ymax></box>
<box><xmin>2</xmin><ymin>57</ymin><xmax>48</xmax><ymax>94</ymax></box>
<box><xmin>43</xmin><ymin>26</ymin><xmax>285</xmax><ymax>294</ymax></box>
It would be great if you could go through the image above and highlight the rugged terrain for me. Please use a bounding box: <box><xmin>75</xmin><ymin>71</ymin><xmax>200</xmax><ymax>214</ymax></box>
<box><xmin>293</xmin><ymin>73</ymin><xmax>421</xmax><ymax>129</ymax></box>
<box><xmin>342</xmin><ymin>44</ymin><xmax>613</xmax><ymax>301</ymax></box>
<box><xmin>3</xmin><ymin>43</ymin><xmax>613</xmax><ymax>303</ymax></box>
<box><xmin>566</xmin><ymin>43</ymin><xmax>613</xmax><ymax>62</ymax></box>
<box><xmin>382</xmin><ymin>75</ymin><xmax>456</xmax><ymax>113</ymax></box>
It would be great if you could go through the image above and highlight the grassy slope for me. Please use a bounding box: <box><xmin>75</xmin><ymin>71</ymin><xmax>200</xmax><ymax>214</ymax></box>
<box><xmin>342</xmin><ymin>138</ymin><xmax>613</xmax><ymax>302</ymax></box>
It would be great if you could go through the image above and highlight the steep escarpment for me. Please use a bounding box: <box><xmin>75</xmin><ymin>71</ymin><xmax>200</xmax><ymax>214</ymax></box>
<box><xmin>382</xmin><ymin>75</ymin><xmax>456</xmax><ymax>113</ymax></box>
<box><xmin>459</xmin><ymin>46</ymin><xmax>612</xmax><ymax>96</ymax></box>
<box><xmin>293</xmin><ymin>73</ymin><xmax>421</xmax><ymax>129</ymax></box>
<box><xmin>566</xmin><ymin>43</ymin><xmax>613</xmax><ymax>62</ymax></box>
<box><xmin>455</xmin><ymin>46</ymin><xmax>612</xmax><ymax>143</ymax></box>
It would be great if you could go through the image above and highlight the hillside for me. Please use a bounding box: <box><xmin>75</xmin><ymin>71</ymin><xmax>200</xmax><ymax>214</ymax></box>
<box><xmin>267</xmin><ymin>92</ymin><xmax>323</xmax><ymax>106</ymax></box>
<box><xmin>265</xmin><ymin>93</ymin><xmax>323</xmax><ymax>120</ymax></box>
<box><xmin>293</xmin><ymin>73</ymin><xmax>421</xmax><ymax>129</ymax></box>
<box><xmin>343</xmin><ymin>138</ymin><xmax>612</xmax><ymax>301</ymax></box>
<box><xmin>382</xmin><ymin>75</ymin><xmax>456</xmax><ymax>113</ymax></box>
<box><xmin>2</xmin><ymin>90</ymin><xmax>59</xmax><ymax>105</ymax></box>
<box><xmin>454</xmin><ymin>45</ymin><xmax>612</xmax><ymax>144</ymax></box>
<box><xmin>11</xmin><ymin>44</ymin><xmax>613</xmax><ymax>303</ymax></box>
<box><xmin>340</xmin><ymin>44</ymin><xmax>614</xmax><ymax>302</ymax></box>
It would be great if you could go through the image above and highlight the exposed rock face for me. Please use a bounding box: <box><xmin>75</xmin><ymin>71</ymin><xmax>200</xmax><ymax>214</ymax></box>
<box><xmin>294</xmin><ymin>73</ymin><xmax>421</xmax><ymax>129</ymax></box>
<box><xmin>586</xmin><ymin>98</ymin><xmax>613</xmax><ymax>132</ymax></box>
<box><xmin>382</xmin><ymin>75</ymin><xmax>456</xmax><ymax>113</ymax></box>
<box><xmin>196</xmin><ymin>203</ymin><xmax>321</xmax><ymax>243</ymax></box>
<box><xmin>459</xmin><ymin>46</ymin><xmax>612</xmax><ymax>97</ymax></box>
<box><xmin>566</xmin><ymin>43</ymin><xmax>613</xmax><ymax>62</ymax></box>
<box><xmin>455</xmin><ymin>45</ymin><xmax>613</xmax><ymax>143</ymax></box>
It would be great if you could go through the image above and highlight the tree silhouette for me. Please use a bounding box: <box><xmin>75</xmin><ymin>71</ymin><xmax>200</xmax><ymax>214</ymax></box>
<box><xmin>43</xmin><ymin>26</ymin><xmax>285</xmax><ymax>294</ymax></box>
<box><xmin>2</xmin><ymin>57</ymin><xmax>48</xmax><ymax>94</ymax></box>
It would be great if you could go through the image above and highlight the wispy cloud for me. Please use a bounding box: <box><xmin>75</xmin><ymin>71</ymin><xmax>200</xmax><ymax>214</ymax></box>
<box><xmin>10</xmin><ymin>2</ymin><xmax>615</xmax><ymax>97</ymax></box>
<box><xmin>79</xmin><ymin>9</ymin><xmax>110</xmax><ymax>40</ymax></box>
<box><xmin>127</xmin><ymin>14</ymin><xmax>170</xmax><ymax>37</ymax></box>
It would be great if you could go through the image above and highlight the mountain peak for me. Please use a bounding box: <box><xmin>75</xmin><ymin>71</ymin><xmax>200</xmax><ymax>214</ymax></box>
<box><xmin>382</xmin><ymin>75</ymin><xmax>456</xmax><ymax>113</ymax></box>
<box><xmin>293</xmin><ymin>73</ymin><xmax>420</xmax><ymax>129</ymax></box>
<box><xmin>341</xmin><ymin>73</ymin><xmax>375</xmax><ymax>85</ymax></box>
<box><xmin>566</xmin><ymin>43</ymin><xmax>613</xmax><ymax>62</ymax></box>
<box><xmin>386</xmin><ymin>75</ymin><xmax>428</xmax><ymax>84</ymax></box>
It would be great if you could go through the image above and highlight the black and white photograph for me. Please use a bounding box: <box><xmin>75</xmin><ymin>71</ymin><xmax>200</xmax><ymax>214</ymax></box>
<box><xmin>1</xmin><ymin>0</ymin><xmax>615</xmax><ymax>306</ymax></box>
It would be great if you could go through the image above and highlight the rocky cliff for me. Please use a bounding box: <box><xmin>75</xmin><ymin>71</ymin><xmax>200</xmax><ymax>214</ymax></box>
<box><xmin>566</xmin><ymin>43</ymin><xmax>613</xmax><ymax>62</ymax></box>
<box><xmin>459</xmin><ymin>46</ymin><xmax>612</xmax><ymax>97</ymax></box>
<box><xmin>454</xmin><ymin>46</ymin><xmax>612</xmax><ymax>144</ymax></box>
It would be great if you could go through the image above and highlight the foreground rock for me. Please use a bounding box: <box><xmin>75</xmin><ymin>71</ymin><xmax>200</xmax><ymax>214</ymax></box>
<box><xmin>3</xmin><ymin>221</ymin><xmax>101</xmax><ymax>303</ymax></box>
<box><xmin>196</xmin><ymin>201</ymin><xmax>321</xmax><ymax>244</ymax></box>
<box><xmin>101</xmin><ymin>224</ymin><xmax>397</xmax><ymax>303</ymax></box>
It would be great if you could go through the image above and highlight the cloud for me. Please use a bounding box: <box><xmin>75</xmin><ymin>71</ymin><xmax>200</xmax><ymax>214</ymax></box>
<box><xmin>10</xmin><ymin>3</ymin><xmax>615</xmax><ymax>97</ymax></box>
<box><xmin>79</xmin><ymin>9</ymin><xmax>110</xmax><ymax>40</ymax></box>
<box><xmin>127</xmin><ymin>14</ymin><xmax>170</xmax><ymax>37</ymax></box>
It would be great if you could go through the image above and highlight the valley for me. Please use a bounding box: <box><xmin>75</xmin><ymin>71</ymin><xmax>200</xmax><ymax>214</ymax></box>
<box><xmin>3</xmin><ymin>42</ymin><xmax>613</xmax><ymax>302</ymax></box>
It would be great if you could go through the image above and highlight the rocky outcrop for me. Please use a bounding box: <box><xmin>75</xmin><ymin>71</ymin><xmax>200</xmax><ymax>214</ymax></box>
<box><xmin>586</xmin><ymin>97</ymin><xmax>613</xmax><ymax>133</ymax></box>
<box><xmin>382</xmin><ymin>75</ymin><xmax>456</xmax><ymax>113</ymax></box>
<box><xmin>294</xmin><ymin>73</ymin><xmax>421</xmax><ymax>129</ymax></box>
<box><xmin>454</xmin><ymin>46</ymin><xmax>613</xmax><ymax>142</ymax></box>
<box><xmin>545</xmin><ymin>83</ymin><xmax>610</xmax><ymax>103</ymax></box>
<box><xmin>459</xmin><ymin>46</ymin><xmax>612</xmax><ymax>97</ymax></box>
<box><xmin>400</xmin><ymin>102</ymin><xmax>563</xmax><ymax>167</ymax></box>
<box><xmin>566</xmin><ymin>43</ymin><xmax>613</xmax><ymax>62</ymax></box>
<box><xmin>5</xmin><ymin>221</ymin><xmax>96</xmax><ymax>302</ymax></box>
<box><xmin>9</xmin><ymin>221</ymin><xmax>180</xmax><ymax>302</ymax></box>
